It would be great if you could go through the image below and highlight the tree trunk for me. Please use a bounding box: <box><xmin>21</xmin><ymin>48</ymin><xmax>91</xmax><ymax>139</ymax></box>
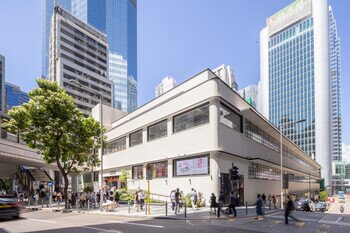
<box><xmin>63</xmin><ymin>174</ymin><xmax>69</xmax><ymax>209</ymax></box>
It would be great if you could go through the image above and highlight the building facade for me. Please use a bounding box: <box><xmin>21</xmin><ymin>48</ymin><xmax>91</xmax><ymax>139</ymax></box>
<box><xmin>155</xmin><ymin>76</ymin><xmax>177</xmax><ymax>97</ymax></box>
<box><xmin>72</xmin><ymin>0</ymin><xmax>137</xmax><ymax>112</ymax></box>
<box><xmin>212</xmin><ymin>64</ymin><xmax>238</xmax><ymax>91</ymax></box>
<box><xmin>260</xmin><ymin>0</ymin><xmax>336</xmax><ymax>187</ymax></box>
<box><xmin>238</xmin><ymin>84</ymin><xmax>259</xmax><ymax>109</ymax></box>
<box><xmin>49</xmin><ymin>6</ymin><xmax>112</xmax><ymax>116</ymax></box>
<box><xmin>4</xmin><ymin>82</ymin><xmax>29</xmax><ymax>112</ymax></box>
<box><xmin>0</xmin><ymin>54</ymin><xmax>4</xmax><ymax>112</ymax></box>
<box><xmin>329</xmin><ymin>7</ymin><xmax>342</xmax><ymax>162</ymax></box>
<box><xmin>42</xmin><ymin>0</ymin><xmax>71</xmax><ymax>79</ymax></box>
<box><xmin>97</xmin><ymin>69</ymin><xmax>321</xmax><ymax>205</ymax></box>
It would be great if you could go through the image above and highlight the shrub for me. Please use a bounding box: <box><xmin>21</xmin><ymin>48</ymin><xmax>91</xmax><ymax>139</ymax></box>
<box><xmin>83</xmin><ymin>186</ymin><xmax>93</xmax><ymax>193</ymax></box>
<box><xmin>319</xmin><ymin>190</ymin><xmax>329</xmax><ymax>202</ymax></box>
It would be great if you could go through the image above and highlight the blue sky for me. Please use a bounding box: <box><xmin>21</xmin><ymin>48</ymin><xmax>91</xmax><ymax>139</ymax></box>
<box><xmin>0</xmin><ymin>0</ymin><xmax>349</xmax><ymax>145</ymax></box>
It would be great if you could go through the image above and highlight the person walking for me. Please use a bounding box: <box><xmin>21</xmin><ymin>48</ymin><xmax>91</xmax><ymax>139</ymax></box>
<box><xmin>170</xmin><ymin>190</ymin><xmax>176</xmax><ymax>211</ymax></box>
<box><xmin>254</xmin><ymin>194</ymin><xmax>264</xmax><ymax>220</ymax></box>
<box><xmin>229</xmin><ymin>192</ymin><xmax>237</xmax><ymax>217</ymax></box>
<box><xmin>272</xmin><ymin>194</ymin><xmax>277</xmax><ymax>210</ymax></box>
<box><xmin>138</xmin><ymin>190</ymin><xmax>145</xmax><ymax>211</ymax></box>
<box><xmin>114</xmin><ymin>191</ymin><xmax>120</xmax><ymax>208</ymax></box>
<box><xmin>285</xmin><ymin>195</ymin><xmax>299</xmax><ymax>224</ymax></box>
<box><xmin>340</xmin><ymin>205</ymin><xmax>344</xmax><ymax>213</ymax></box>
<box><xmin>209</xmin><ymin>193</ymin><xmax>217</xmax><ymax>215</ymax></box>
<box><xmin>175</xmin><ymin>188</ymin><xmax>181</xmax><ymax>214</ymax></box>
<box><xmin>217</xmin><ymin>192</ymin><xmax>225</xmax><ymax>218</ymax></box>
<box><xmin>190</xmin><ymin>188</ymin><xmax>197</xmax><ymax>210</ymax></box>
<box><xmin>134</xmin><ymin>191</ymin><xmax>140</xmax><ymax>212</ymax></box>
<box><xmin>261</xmin><ymin>193</ymin><xmax>266</xmax><ymax>210</ymax></box>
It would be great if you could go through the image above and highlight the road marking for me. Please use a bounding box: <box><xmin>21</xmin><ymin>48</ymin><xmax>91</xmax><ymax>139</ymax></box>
<box><xmin>317</xmin><ymin>224</ymin><xmax>329</xmax><ymax>233</ymax></box>
<box><xmin>267</xmin><ymin>215</ymin><xmax>318</xmax><ymax>222</ymax></box>
<box><xmin>186</xmin><ymin>220</ymin><xmax>194</xmax><ymax>225</ymax></box>
<box><xmin>27</xmin><ymin>219</ymin><xmax>57</xmax><ymax>224</ymax></box>
<box><xmin>82</xmin><ymin>226</ymin><xmax>122</xmax><ymax>233</ymax></box>
<box><xmin>109</xmin><ymin>221</ymin><xmax>164</xmax><ymax>228</ymax></box>
<box><xmin>319</xmin><ymin>219</ymin><xmax>350</xmax><ymax>227</ymax></box>
<box><xmin>336</xmin><ymin>217</ymin><xmax>343</xmax><ymax>223</ymax></box>
<box><xmin>295</xmin><ymin>221</ymin><xmax>305</xmax><ymax>227</ymax></box>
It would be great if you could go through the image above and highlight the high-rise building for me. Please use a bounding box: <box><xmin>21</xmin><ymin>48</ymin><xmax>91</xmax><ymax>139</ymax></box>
<box><xmin>0</xmin><ymin>54</ymin><xmax>4</xmax><ymax>112</ymax></box>
<box><xmin>212</xmin><ymin>64</ymin><xmax>238</xmax><ymax>91</ymax></box>
<box><xmin>72</xmin><ymin>0</ymin><xmax>137</xmax><ymax>112</ymax></box>
<box><xmin>238</xmin><ymin>84</ymin><xmax>259</xmax><ymax>109</ymax></box>
<box><xmin>260</xmin><ymin>0</ymin><xmax>340</xmax><ymax>187</ymax></box>
<box><xmin>49</xmin><ymin>6</ymin><xmax>112</xmax><ymax>116</ymax></box>
<box><xmin>42</xmin><ymin>0</ymin><xmax>71</xmax><ymax>79</ymax></box>
<box><xmin>329</xmin><ymin>6</ymin><xmax>342</xmax><ymax>162</ymax></box>
<box><xmin>4</xmin><ymin>82</ymin><xmax>29</xmax><ymax>112</ymax></box>
<box><xmin>155</xmin><ymin>76</ymin><xmax>177</xmax><ymax>97</ymax></box>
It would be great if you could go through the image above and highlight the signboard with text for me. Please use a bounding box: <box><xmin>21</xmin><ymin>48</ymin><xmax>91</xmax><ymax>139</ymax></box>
<box><xmin>175</xmin><ymin>156</ymin><xmax>209</xmax><ymax>176</ymax></box>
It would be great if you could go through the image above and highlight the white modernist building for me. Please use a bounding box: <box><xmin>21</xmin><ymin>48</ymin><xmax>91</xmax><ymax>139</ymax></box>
<box><xmin>97</xmin><ymin>69</ymin><xmax>321</xmax><ymax>205</ymax></box>
<box><xmin>49</xmin><ymin>6</ymin><xmax>112</xmax><ymax>116</ymax></box>
<box><xmin>260</xmin><ymin>0</ymin><xmax>335</xmax><ymax>188</ymax></box>
<box><xmin>155</xmin><ymin>76</ymin><xmax>177</xmax><ymax>97</ymax></box>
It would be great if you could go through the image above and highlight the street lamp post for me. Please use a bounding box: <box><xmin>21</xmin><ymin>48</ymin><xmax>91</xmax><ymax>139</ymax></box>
<box><xmin>279</xmin><ymin>119</ymin><xmax>305</xmax><ymax>209</ymax></box>
<box><xmin>68</xmin><ymin>79</ymin><xmax>104</xmax><ymax>211</ymax></box>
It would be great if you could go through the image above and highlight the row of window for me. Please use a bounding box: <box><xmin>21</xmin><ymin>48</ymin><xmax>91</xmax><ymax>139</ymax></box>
<box><xmin>106</xmin><ymin>104</ymin><xmax>210</xmax><ymax>154</ymax></box>
<box><xmin>131</xmin><ymin>155</ymin><xmax>210</xmax><ymax>179</ymax></box>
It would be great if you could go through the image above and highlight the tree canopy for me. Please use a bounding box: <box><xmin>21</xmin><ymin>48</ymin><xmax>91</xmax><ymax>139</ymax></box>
<box><xmin>7</xmin><ymin>78</ymin><xmax>104</xmax><ymax>208</ymax></box>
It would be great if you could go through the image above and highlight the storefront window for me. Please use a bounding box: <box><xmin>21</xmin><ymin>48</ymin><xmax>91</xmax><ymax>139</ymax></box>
<box><xmin>129</xmin><ymin>129</ymin><xmax>143</xmax><ymax>147</ymax></box>
<box><xmin>132</xmin><ymin>165</ymin><xmax>144</xmax><ymax>179</ymax></box>
<box><xmin>148</xmin><ymin>120</ymin><xmax>167</xmax><ymax>141</ymax></box>
<box><xmin>173</xmin><ymin>104</ymin><xmax>209</xmax><ymax>133</ymax></box>
<box><xmin>148</xmin><ymin>161</ymin><xmax>168</xmax><ymax>178</ymax></box>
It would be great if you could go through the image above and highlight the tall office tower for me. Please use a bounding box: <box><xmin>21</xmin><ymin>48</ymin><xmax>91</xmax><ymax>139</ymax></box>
<box><xmin>49</xmin><ymin>6</ymin><xmax>112</xmax><ymax>116</ymax></box>
<box><xmin>42</xmin><ymin>0</ymin><xmax>71</xmax><ymax>79</ymax></box>
<box><xmin>155</xmin><ymin>76</ymin><xmax>177</xmax><ymax>97</ymax></box>
<box><xmin>72</xmin><ymin>0</ymin><xmax>137</xmax><ymax>112</ymax></box>
<box><xmin>0</xmin><ymin>54</ymin><xmax>4</xmax><ymax>112</ymax></box>
<box><xmin>4</xmin><ymin>82</ymin><xmax>29</xmax><ymax>112</ymax></box>
<box><xmin>329</xmin><ymin>6</ymin><xmax>342</xmax><ymax>162</ymax></box>
<box><xmin>238</xmin><ymin>84</ymin><xmax>259</xmax><ymax>109</ymax></box>
<box><xmin>212</xmin><ymin>64</ymin><xmax>238</xmax><ymax>91</ymax></box>
<box><xmin>260</xmin><ymin>0</ymin><xmax>337</xmax><ymax>187</ymax></box>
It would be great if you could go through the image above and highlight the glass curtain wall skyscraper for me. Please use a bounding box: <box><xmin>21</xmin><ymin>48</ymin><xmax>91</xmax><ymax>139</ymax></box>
<box><xmin>4</xmin><ymin>82</ymin><xmax>29</xmax><ymax>113</ymax></box>
<box><xmin>260</xmin><ymin>0</ymin><xmax>337</xmax><ymax>187</ymax></box>
<box><xmin>72</xmin><ymin>0</ymin><xmax>137</xmax><ymax>112</ymax></box>
<box><xmin>329</xmin><ymin>7</ymin><xmax>342</xmax><ymax>162</ymax></box>
<box><xmin>42</xmin><ymin>0</ymin><xmax>71</xmax><ymax>79</ymax></box>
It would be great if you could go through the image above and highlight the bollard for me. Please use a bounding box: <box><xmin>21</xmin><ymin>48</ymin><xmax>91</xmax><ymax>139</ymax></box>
<box><xmin>128</xmin><ymin>201</ymin><xmax>130</xmax><ymax>214</ymax></box>
<box><xmin>246</xmin><ymin>202</ymin><xmax>248</xmax><ymax>215</ymax></box>
<box><xmin>185</xmin><ymin>203</ymin><xmax>187</xmax><ymax>218</ymax></box>
<box><xmin>165</xmin><ymin>202</ymin><xmax>168</xmax><ymax>216</ymax></box>
<box><xmin>145</xmin><ymin>201</ymin><xmax>147</xmax><ymax>215</ymax></box>
<box><xmin>88</xmin><ymin>199</ymin><xmax>90</xmax><ymax>211</ymax></box>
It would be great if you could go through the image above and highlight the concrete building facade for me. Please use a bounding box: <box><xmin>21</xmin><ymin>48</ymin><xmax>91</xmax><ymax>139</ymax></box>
<box><xmin>0</xmin><ymin>54</ymin><xmax>4</xmax><ymax>112</ymax></box>
<box><xmin>49</xmin><ymin>6</ymin><xmax>112</xmax><ymax>116</ymax></box>
<box><xmin>97</xmin><ymin>69</ymin><xmax>321</xmax><ymax>205</ymax></box>
<box><xmin>212</xmin><ymin>64</ymin><xmax>238</xmax><ymax>91</ymax></box>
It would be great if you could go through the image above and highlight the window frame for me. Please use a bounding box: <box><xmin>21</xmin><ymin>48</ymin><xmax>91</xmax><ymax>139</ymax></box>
<box><xmin>147</xmin><ymin>119</ymin><xmax>168</xmax><ymax>142</ymax></box>
<box><xmin>129</xmin><ymin>129</ymin><xmax>143</xmax><ymax>147</ymax></box>
<box><xmin>219</xmin><ymin>103</ymin><xmax>243</xmax><ymax>133</ymax></box>
<box><xmin>147</xmin><ymin>161</ymin><xmax>168</xmax><ymax>179</ymax></box>
<box><xmin>106</xmin><ymin>136</ymin><xmax>126</xmax><ymax>154</ymax></box>
<box><xmin>172</xmin><ymin>103</ymin><xmax>210</xmax><ymax>133</ymax></box>
<box><xmin>132</xmin><ymin>165</ymin><xmax>144</xmax><ymax>180</ymax></box>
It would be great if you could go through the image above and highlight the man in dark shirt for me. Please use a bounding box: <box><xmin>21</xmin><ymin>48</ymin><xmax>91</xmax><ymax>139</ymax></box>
<box><xmin>285</xmin><ymin>195</ymin><xmax>299</xmax><ymax>224</ymax></box>
<box><xmin>175</xmin><ymin>188</ymin><xmax>181</xmax><ymax>214</ymax></box>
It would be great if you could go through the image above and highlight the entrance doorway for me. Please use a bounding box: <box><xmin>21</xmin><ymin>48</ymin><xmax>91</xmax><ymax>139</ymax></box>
<box><xmin>220</xmin><ymin>173</ymin><xmax>244</xmax><ymax>205</ymax></box>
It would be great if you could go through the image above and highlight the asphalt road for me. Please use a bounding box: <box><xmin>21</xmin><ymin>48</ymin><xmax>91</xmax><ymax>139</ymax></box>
<box><xmin>0</xmin><ymin>209</ymin><xmax>350</xmax><ymax>233</ymax></box>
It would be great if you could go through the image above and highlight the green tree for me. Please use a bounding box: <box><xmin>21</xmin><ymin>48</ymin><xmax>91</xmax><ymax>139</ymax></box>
<box><xmin>319</xmin><ymin>190</ymin><xmax>329</xmax><ymax>202</ymax></box>
<box><xmin>119</xmin><ymin>169</ymin><xmax>129</xmax><ymax>189</ymax></box>
<box><xmin>7</xmin><ymin>78</ymin><xmax>104</xmax><ymax>209</ymax></box>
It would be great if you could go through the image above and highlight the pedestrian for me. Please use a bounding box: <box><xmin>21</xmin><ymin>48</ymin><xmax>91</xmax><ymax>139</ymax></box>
<box><xmin>340</xmin><ymin>205</ymin><xmax>344</xmax><ymax>213</ymax></box>
<box><xmin>134</xmin><ymin>191</ymin><xmax>140</xmax><ymax>212</ymax></box>
<box><xmin>174</xmin><ymin>188</ymin><xmax>181</xmax><ymax>214</ymax></box>
<box><xmin>209</xmin><ymin>193</ymin><xmax>217</xmax><ymax>215</ymax></box>
<box><xmin>68</xmin><ymin>191</ymin><xmax>72</xmax><ymax>208</ymax></box>
<box><xmin>190</xmin><ymin>188</ymin><xmax>197</xmax><ymax>210</ymax></box>
<box><xmin>39</xmin><ymin>186</ymin><xmax>46</xmax><ymax>208</ymax></box>
<box><xmin>138</xmin><ymin>190</ymin><xmax>144</xmax><ymax>211</ymax></box>
<box><xmin>261</xmin><ymin>193</ymin><xmax>266</xmax><ymax>208</ymax></box>
<box><xmin>217</xmin><ymin>192</ymin><xmax>225</xmax><ymax>218</ymax></box>
<box><xmin>272</xmin><ymin>194</ymin><xmax>277</xmax><ymax>210</ymax></box>
<box><xmin>229</xmin><ymin>192</ymin><xmax>237</xmax><ymax>217</ymax></box>
<box><xmin>254</xmin><ymin>194</ymin><xmax>264</xmax><ymax>220</ymax></box>
<box><xmin>170</xmin><ymin>190</ymin><xmax>176</xmax><ymax>211</ymax></box>
<box><xmin>114</xmin><ymin>191</ymin><xmax>120</xmax><ymax>208</ymax></box>
<box><xmin>96</xmin><ymin>191</ymin><xmax>101</xmax><ymax>205</ymax></box>
<box><xmin>285</xmin><ymin>195</ymin><xmax>299</xmax><ymax>224</ymax></box>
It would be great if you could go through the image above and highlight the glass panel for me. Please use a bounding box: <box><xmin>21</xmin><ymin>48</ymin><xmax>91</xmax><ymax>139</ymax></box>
<box><xmin>173</xmin><ymin>105</ymin><xmax>209</xmax><ymax>133</ymax></box>
<box><xmin>106</xmin><ymin>137</ymin><xmax>126</xmax><ymax>154</ymax></box>
<box><xmin>132</xmin><ymin>165</ymin><xmax>143</xmax><ymax>179</ymax></box>
<box><xmin>149</xmin><ymin>161</ymin><xmax>168</xmax><ymax>178</ymax></box>
<box><xmin>148</xmin><ymin>120</ymin><xmax>167</xmax><ymax>141</ymax></box>
<box><xmin>220</xmin><ymin>104</ymin><xmax>242</xmax><ymax>132</ymax></box>
<box><xmin>129</xmin><ymin>129</ymin><xmax>143</xmax><ymax>147</ymax></box>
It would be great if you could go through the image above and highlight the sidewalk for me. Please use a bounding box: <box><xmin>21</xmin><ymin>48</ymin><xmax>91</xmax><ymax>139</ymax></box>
<box><xmin>25</xmin><ymin>202</ymin><xmax>279</xmax><ymax>220</ymax></box>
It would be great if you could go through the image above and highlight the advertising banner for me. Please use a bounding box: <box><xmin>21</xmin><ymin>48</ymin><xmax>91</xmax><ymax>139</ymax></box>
<box><xmin>175</xmin><ymin>156</ymin><xmax>209</xmax><ymax>176</ymax></box>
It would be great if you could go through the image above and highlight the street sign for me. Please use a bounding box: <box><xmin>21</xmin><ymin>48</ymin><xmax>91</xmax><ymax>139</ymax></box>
<box><xmin>48</xmin><ymin>181</ymin><xmax>53</xmax><ymax>187</ymax></box>
<box><xmin>33</xmin><ymin>181</ymin><xmax>40</xmax><ymax>189</ymax></box>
